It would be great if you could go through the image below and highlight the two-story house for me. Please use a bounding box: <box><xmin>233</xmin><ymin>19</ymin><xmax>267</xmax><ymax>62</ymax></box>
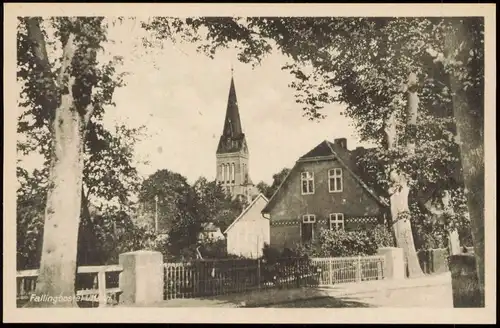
<box><xmin>261</xmin><ymin>138</ymin><xmax>390</xmax><ymax>250</ymax></box>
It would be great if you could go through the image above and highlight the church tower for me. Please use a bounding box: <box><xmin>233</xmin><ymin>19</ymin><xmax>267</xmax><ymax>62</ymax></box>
<box><xmin>216</xmin><ymin>72</ymin><xmax>258</xmax><ymax>203</ymax></box>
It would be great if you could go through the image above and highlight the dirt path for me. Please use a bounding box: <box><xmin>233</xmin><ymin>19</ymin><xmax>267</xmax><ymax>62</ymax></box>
<box><xmin>267</xmin><ymin>283</ymin><xmax>453</xmax><ymax>308</ymax></box>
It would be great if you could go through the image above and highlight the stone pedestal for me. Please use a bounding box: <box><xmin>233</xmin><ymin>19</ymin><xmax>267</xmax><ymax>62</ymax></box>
<box><xmin>449</xmin><ymin>254</ymin><xmax>482</xmax><ymax>308</ymax></box>
<box><xmin>377</xmin><ymin>247</ymin><xmax>405</xmax><ymax>280</ymax></box>
<box><xmin>119</xmin><ymin>250</ymin><xmax>164</xmax><ymax>305</ymax></box>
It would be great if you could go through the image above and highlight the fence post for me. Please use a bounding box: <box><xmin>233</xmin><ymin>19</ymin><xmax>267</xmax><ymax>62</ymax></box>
<box><xmin>328</xmin><ymin>259</ymin><xmax>333</xmax><ymax>285</ymax></box>
<box><xmin>97</xmin><ymin>269</ymin><xmax>107</xmax><ymax>307</ymax></box>
<box><xmin>356</xmin><ymin>256</ymin><xmax>362</xmax><ymax>283</ymax></box>
<box><xmin>377</xmin><ymin>259</ymin><xmax>383</xmax><ymax>280</ymax></box>
<box><xmin>257</xmin><ymin>259</ymin><xmax>261</xmax><ymax>290</ymax></box>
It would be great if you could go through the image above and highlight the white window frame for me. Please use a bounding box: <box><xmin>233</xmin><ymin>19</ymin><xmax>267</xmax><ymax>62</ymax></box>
<box><xmin>301</xmin><ymin>214</ymin><xmax>316</xmax><ymax>242</ymax></box>
<box><xmin>329</xmin><ymin>213</ymin><xmax>345</xmax><ymax>231</ymax></box>
<box><xmin>328</xmin><ymin>168</ymin><xmax>343</xmax><ymax>193</ymax></box>
<box><xmin>225</xmin><ymin>164</ymin><xmax>230</xmax><ymax>184</ymax></box>
<box><xmin>301</xmin><ymin>171</ymin><xmax>315</xmax><ymax>195</ymax></box>
<box><xmin>302</xmin><ymin>214</ymin><xmax>316</xmax><ymax>223</ymax></box>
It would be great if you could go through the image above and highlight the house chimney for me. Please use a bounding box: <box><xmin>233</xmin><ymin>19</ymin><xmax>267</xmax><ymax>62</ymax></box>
<box><xmin>334</xmin><ymin>138</ymin><xmax>347</xmax><ymax>149</ymax></box>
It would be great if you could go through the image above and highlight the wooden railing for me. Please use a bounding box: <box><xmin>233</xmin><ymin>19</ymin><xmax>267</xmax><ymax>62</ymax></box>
<box><xmin>16</xmin><ymin>265</ymin><xmax>123</xmax><ymax>307</ymax></box>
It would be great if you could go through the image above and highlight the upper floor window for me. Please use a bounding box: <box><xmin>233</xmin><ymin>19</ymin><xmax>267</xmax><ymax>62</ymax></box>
<box><xmin>301</xmin><ymin>172</ymin><xmax>315</xmax><ymax>195</ymax></box>
<box><xmin>328</xmin><ymin>168</ymin><xmax>343</xmax><ymax>192</ymax></box>
<box><xmin>329</xmin><ymin>213</ymin><xmax>345</xmax><ymax>231</ymax></box>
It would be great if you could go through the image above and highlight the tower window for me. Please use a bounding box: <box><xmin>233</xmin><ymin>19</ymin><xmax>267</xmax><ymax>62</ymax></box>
<box><xmin>231</xmin><ymin>163</ymin><xmax>235</xmax><ymax>184</ymax></box>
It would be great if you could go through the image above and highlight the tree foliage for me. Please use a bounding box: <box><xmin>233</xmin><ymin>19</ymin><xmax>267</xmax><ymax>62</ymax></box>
<box><xmin>16</xmin><ymin>17</ymin><xmax>145</xmax><ymax>272</ymax></box>
<box><xmin>192</xmin><ymin>177</ymin><xmax>247</xmax><ymax>232</ymax></box>
<box><xmin>144</xmin><ymin>16</ymin><xmax>481</xmax><ymax>209</ymax></box>
<box><xmin>256</xmin><ymin>168</ymin><xmax>291</xmax><ymax>199</ymax></box>
<box><xmin>136</xmin><ymin>173</ymin><xmax>247</xmax><ymax>259</ymax></box>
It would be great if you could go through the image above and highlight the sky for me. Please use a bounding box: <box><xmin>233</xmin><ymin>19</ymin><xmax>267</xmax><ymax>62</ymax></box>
<box><xmin>18</xmin><ymin>18</ymin><xmax>375</xmax><ymax>186</ymax></box>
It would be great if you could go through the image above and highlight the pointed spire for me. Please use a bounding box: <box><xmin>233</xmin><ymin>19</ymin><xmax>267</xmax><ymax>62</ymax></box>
<box><xmin>222</xmin><ymin>73</ymin><xmax>243</xmax><ymax>138</ymax></box>
<box><xmin>216</xmin><ymin>71</ymin><xmax>247</xmax><ymax>154</ymax></box>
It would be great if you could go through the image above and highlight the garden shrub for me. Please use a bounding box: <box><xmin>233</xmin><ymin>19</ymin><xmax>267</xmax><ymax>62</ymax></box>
<box><xmin>261</xmin><ymin>243</ymin><xmax>281</xmax><ymax>264</ymax></box>
<box><xmin>261</xmin><ymin>226</ymin><xmax>394</xmax><ymax>260</ymax></box>
<box><xmin>317</xmin><ymin>229</ymin><xmax>379</xmax><ymax>257</ymax></box>
<box><xmin>198</xmin><ymin>239</ymin><xmax>228</xmax><ymax>259</ymax></box>
<box><xmin>368</xmin><ymin>224</ymin><xmax>395</xmax><ymax>248</ymax></box>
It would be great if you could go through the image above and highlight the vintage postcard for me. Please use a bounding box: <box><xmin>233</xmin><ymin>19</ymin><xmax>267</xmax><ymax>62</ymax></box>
<box><xmin>3</xmin><ymin>2</ymin><xmax>496</xmax><ymax>324</ymax></box>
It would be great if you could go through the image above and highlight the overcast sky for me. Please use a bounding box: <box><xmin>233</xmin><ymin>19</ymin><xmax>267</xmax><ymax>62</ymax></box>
<box><xmin>19</xmin><ymin>18</ymin><xmax>374</xmax><ymax>185</ymax></box>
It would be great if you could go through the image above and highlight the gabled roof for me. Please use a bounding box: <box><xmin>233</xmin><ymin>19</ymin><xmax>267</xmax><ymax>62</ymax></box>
<box><xmin>224</xmin><ymin>193</ymin><xmax>269</xmax><ymax>234</ymax></box>
<box><xmin>261</xmin><ymin>140</ymin><xmax>389</xmax><ymax>214</ymax></box>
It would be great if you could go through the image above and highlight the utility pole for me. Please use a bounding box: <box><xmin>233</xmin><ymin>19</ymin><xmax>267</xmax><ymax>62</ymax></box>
<box><xmin>154</xmin><ymin>195</ymin><xmax>159</xmax><ymax>233</ymax></box>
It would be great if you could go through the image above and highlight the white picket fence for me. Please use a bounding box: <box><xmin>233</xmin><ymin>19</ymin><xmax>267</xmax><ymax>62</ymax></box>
<box><xmin>16</xmin><ymin>265</ymin><xmax>123</xmax><ymax>307</ymax></box>
<box><xmin>311</xmin><ymin>256</ymin><xmax>385</xmax><ymax>285</ymax></box>
<box><xmin>163</xmin><ymin>255</ymin><xmax>385</xmax><ymax>300</ymax></box>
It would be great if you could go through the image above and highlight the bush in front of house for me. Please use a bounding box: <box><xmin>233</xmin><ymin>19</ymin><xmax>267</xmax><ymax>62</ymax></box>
<box><xmin>368</xmin><ymin>224</ymin><xmax>396</xmax><ymax>248</ymax></box>
<box><xmin>261</xmin><ymin>225</ymin><xmax>395</xmax><ymax>260</ymax></box>
<box><xmin>317</xmin><ymin>229</ymin><xmax>379</xmax><ymax>257</ymax></box>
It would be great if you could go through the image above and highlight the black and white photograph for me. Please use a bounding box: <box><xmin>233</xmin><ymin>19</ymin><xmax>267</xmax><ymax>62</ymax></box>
<box><xmin>4</xmin><ymin>3</ymin><xmax>496</xmax><ymax>324</ymax></box>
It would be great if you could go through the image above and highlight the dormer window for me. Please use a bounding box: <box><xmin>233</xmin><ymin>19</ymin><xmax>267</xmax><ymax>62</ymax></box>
<box><xmin>301</xmin><ymin>172</ymin><xmax>315</xmax><ymax>195</ymax></box>
<box><xmin>328</xmin><ymin>168</ymin><xmax>343</xmax><ymax>193</ymax></box>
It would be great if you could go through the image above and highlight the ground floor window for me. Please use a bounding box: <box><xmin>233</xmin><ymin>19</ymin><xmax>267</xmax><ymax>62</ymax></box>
<box><xmin>329</xmin><ymin>213</ymin><xmax>345</xmax><ymax>231</ymax></box>
<box><xmin>301</xmin><ymin>214</ymin><xmax>316</xmax><ymax>243</ymax></box>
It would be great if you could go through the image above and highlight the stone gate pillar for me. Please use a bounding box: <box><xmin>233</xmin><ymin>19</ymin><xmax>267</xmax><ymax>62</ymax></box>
<box><xmin>377</xmin><ymin>247</ymin><xmax>405</xmax><ymax>280</ymax></box>
<box><xmin>119</xmin><ymin>250</ymin><xmax>164</xmax><ymax>305</ymax></box>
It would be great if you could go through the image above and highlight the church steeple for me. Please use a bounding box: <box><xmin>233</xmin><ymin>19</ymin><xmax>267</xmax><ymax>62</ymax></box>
<box><xmin>222</xmin><ymin>75</ymin><xmax>243</xmax><ymax>138</ymax></box>
<box><xmin>215</xmin><ymin>70</ymin><xmax>258</xmax><ymax>202</ymax></box>
<box><xmin>216</xmin><ymin>74</ymin><xmax>247</xmax><ymax>154</ymax></box>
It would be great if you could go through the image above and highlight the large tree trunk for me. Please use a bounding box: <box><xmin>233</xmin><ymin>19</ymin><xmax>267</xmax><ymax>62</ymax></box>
<box><xmin>385</xmin><ymin>72</ymin><xmax>424</xmax><ymax>278</ymax></box>
<box><xmin>424</xmin><ymin>190</ymin><xmax>462</xmax><ymax>255</ymax></box>
<box><xmin>29</xmin><ymin>96</ymin><xmax>85</xmax><ymax>308</ymax></box>
<box><xmin>388</xmin><ymin>173</ymin><xmax>423</xmax><ymax>277</ymax></box>
<box><xmin>442</xmin><ymin>190</ymin><xmax>462</xmax><ymax>255</ymax></box>
<box><xmin>23</xmin><ymin>18</ymin><xmax>93</xmax><ymax>308</ymax></box>
<box><xmin>444</xmin><ymin>19</ymin><xmax>485</xmax><ymax>307</ymax></box>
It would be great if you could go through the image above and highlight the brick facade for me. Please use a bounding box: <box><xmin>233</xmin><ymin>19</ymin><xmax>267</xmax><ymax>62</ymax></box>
<box><xmin>262</xmin><ymin>140</ymin><xmax>389</xmax><ymax>250</ymax></box>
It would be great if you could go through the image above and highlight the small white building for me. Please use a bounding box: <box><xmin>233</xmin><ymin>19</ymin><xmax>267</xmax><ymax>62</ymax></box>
<box><xmin>198</xmin><ymin>222</ymin><xmax>225</xmax><ymax>243</ymax></box>
<box><xmin>224</xmin><ymin>193</ymin><xmax>270</xmax><ymax>259</ymax></box>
